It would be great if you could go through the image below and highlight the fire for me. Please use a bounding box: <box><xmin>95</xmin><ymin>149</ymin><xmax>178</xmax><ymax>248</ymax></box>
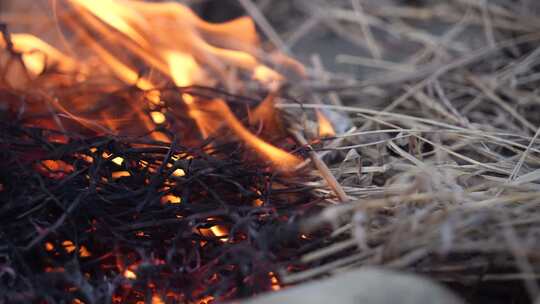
<box><xmin>253</xmin><ymin>198</ymin><xmax>264</xmax><ymax>207</ymax></box>
<box><xmin>111</xmin><ymin>156</ymin><xmax>124</xmax><ymax>166</ymax></box>
<box><xmin>0</xmin><ymin>33</ymin><xmax>79</xmax><ymax>76</ymax></box>
<box><xmin>161</xmin><ymin>194</ymin><xmax>181</xmax><ymax>204</ymax></box>
<box><xmin>269</xmin><ymin>272</ymin><xmax>281</xmax><ymax>291</ymax></box>
<box><xmin>112</xmin><ymin>171</ymin><xmax>131</xmax><ymax>179</ymax></box>
<box><xmin>151</xmin><ymin>295</ymin><xmax>165</xmax><ymax>304</ymax></box>
<box><xmin>45</xmin><ymin>0</ymin><xmax>301</xmax><ymax>170</ymax></box>
<box><xmin>37</xmin><ymin>160</ymin><xmax>74</xmax><ymax>179</ymax></box>
<box><xmin>165</xmin><ymin>52</ymin><xmax>301</xmax><ymax>170</ymax></box>
<box><xmin>196</xmin><ymin>295</ymin><xmax>215</xmax><ymax>304</ymax></box>
<box><xmin>62</xmin><ymin>240</ymin><xmax>75</xmax><ymax>253</ymax></box>
<box><xmin>124</xmin><ymin>269</ymin><xmax>137</xmax><ymax>280</ymax></box>
<box><xmin>316</xmin><ymin>110</ymin><xmax>336</xmax><ymax>137</ymax></box>
<box><xmin>199</xmin><ymin>218</ymin><xmax>229</xmax><ymax>242</ymax></box>
<box><xmin>178</xmin><ymin>98</ymin><xmax>301</xmax><ymax>171</ymax></box>
<box><xmin>171</xmin><ymin>168</ymin><xmax>186</xmax><ymax>177</ymax></box>
<box><xmin>209</xmin><ymin>225</ymin><xmax>228</xmax><ymax>240</ymax></box>
<box><xmin>150</xmin><ymin>111</ymin><xmax>166</xmax><ymax>124</ymax></box>
<box><xmin>1</xmin><ymin>2</ymin><xmax>312</xmax><ymax>300</ymax></box>
<box><xmin>79</xmin><ymin>246</ymin><xmax>92</xmax><ymax>257</ymax></box>
<box><xmin>45</xmin><ymin>242</ymin><xmax>54</xmax><ymax>251</ymax></box>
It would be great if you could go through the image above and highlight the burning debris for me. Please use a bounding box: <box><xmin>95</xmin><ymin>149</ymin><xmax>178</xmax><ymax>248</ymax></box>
<box><xmin>0</xmin><ymin>0</ymin><xmax>331</xmax><ymax>303</ymax></box>
<box><xmin>0</xmin><ymin>121</ymin><xmax>324</xmax><ymax>303</ymax></box>
<box><xmin>4</xmin><ymin>0</ymin><xmax>540</xmax><ymax>303</ymax></box>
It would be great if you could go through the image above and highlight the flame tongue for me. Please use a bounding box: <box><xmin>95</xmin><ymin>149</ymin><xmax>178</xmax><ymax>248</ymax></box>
<box><xmin>166</xmin><ymin>50</ymin><xmax>301</xmax><ymax>170</ymax></box>
<box><xmin>316</xmin><ymin>110</ymin><xmax>336</xmax><ymax>137</ymax></box>
<box><xmin>66</xmin><ymin>0</ymin><xmax>284</xmax><ymax>87</ymax></box>
<box><xmin>0</xmin><ymin>34</ymin><xmax>78</xmax><ymax>75</ymax></box>
<box><xmin>193</xmin><ymin>98</ymin><xmax>301</xmax><ymax>171</ymax></box>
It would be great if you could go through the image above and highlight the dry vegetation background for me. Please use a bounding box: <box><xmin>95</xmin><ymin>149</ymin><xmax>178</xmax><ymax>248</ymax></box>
<box><xmin>219</xmin><ymin>0</ymin><xmax>540</xmax><ymax>303</ymax></box>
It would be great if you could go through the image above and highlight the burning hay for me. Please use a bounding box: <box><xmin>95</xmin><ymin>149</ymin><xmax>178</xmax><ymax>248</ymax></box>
<box><xmin>3</xmin><ymin>0</ymin><xmax>540</xmax><ymax>303</ymax></box>
<box><xmin>0</xmin><ymin>0</ymin><xmax>323</xmax><ymax>303</ymax></box>
<box><xmin>0</xmin><ymin>120</ymin><xmax>321</xmax><ymax>303</ymax></box>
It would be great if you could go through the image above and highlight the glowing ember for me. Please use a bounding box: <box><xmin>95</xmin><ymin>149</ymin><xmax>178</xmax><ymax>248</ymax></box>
<box><xmin>45</xmin><ymin>267</ymin><xmax>65</xmax><ymax>273</ymax></box>
<box><xmin>210</xmin><ymin>225</ymin><xmax>228</xmax><ymax>241</ymax></box>
<box><xmin>196</xmin><ymin>296</ymin><xmax>215</xmax><ymax>304</ymax></box>
<box><xmin>45</xmin><ymin>242</ymin><xmax>54</xmax><ymax>251</ymax></box>
<box><xmin>62</xmin><ymin>240</ymin><xmax>76</xmax><ymax>253</ymax></box>
<box><xmin>79</xmin><ymin>246</ymin><xmax>92</xmax><ymax>257</ymax></box>
<box><xmin>111</xmin><ymin>156</ymin><xmax>124</xmax><ymax>166</ymax></box>
<box><xmin>150</xmin><ymin>111</ymin><xmax>166</xmax><ymax>124</ymax></box>
<box><xmin>151</xmin><ymin>295</ymin><xmax>165</xmax><ymax>304</ymax></box>
<box><xmin>112</xmin><ymin>171</ymin><xmax>131</xmax><ymax>179</ymax></box>
<box><xmin>269</xmin><ymin>272</ymin><xmax>281</xmax><ymax>291</ymax></box>
<box><xmin>1</xmin><ymin>121</ymin><xmax>317</xmax><ymax>302</ymax></box>
<box><xmin>161</xmin><ymin>194</ymin><xmax>181</xmax><ymax>204</ymax></box>
<box><xmin>253</xmin><ymin>198</ymin><xmax>264</xmax><ymax>207</ymax></box>
<box><xmin>124</xmin><ymin>269</ymin><xmax>137</xmax><ymax>280</ymax></box>
<box><xmin>38</xmin><ymin>160</ymin><xmax>75</xmax><ymax>179</ymax></box>
<box><xmin>172</xmin><ymin>168</ymin><xmax>186</xmax><ymax>177</ymax></box>
<box><xmin>199</xmin><ymin>218</ymin><xmax>229</xmax><ymax>242</ymax></box>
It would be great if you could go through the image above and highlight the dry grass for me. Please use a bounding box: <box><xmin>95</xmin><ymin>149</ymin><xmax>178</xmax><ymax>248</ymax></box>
<box><xmin>242</xmin><ymin>0</ymin><xmax>540</xmax><ymax>302</ymax></box>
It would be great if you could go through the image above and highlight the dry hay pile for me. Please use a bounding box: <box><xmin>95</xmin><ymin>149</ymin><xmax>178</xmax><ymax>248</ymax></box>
<box><xmin>262</xmin><ymin>0</ymin><xmax>540</xmax><ymax>302</ymax></box>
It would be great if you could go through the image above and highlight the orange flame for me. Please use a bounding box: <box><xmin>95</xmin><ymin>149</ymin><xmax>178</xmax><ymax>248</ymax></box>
<box><xmin>316</xmin><ymin>110</ymin><xmax>336</xmax><ymax>137</ymax></box>
<box><xmin>0</xmin><ymin>3</ymin><xmax>309</xmax><ymax>302</ymax></box>
<box><xmin>74</xmin><ymin>0</ymin><xmax>302</xmax><ymax>171</ymax></box>
<box><xmin>269</xmin><ymin>272</ymin><xmax>281</xmax><ymax>291</ymax></box>
<box><xmin>0</xmin><ymin>33</ymin><xmax>79</xmax><ymax>75</ymax></box>
<box><xmin>1</xmin><ymin>0</ymin><xmax>303</xmax><ymax>171</ymax></box>
<box><xmin>199</xmin><ymin>218</ymin><xmax>229</xmax><ymax>242</ymax></box>
<box><xmin>124</xmin><ymin>269</ymin><xmax>137</xmax><ymax>280</ymax></box>
<box><xmin>151</xmin><ymin>295</ymin><xmax>165</xmax><ymax>304</ymax></box>
<box><xmin>187</xmin><ymin>98</ymin><xmax>301</xmax><ymax>171</ymax></box>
